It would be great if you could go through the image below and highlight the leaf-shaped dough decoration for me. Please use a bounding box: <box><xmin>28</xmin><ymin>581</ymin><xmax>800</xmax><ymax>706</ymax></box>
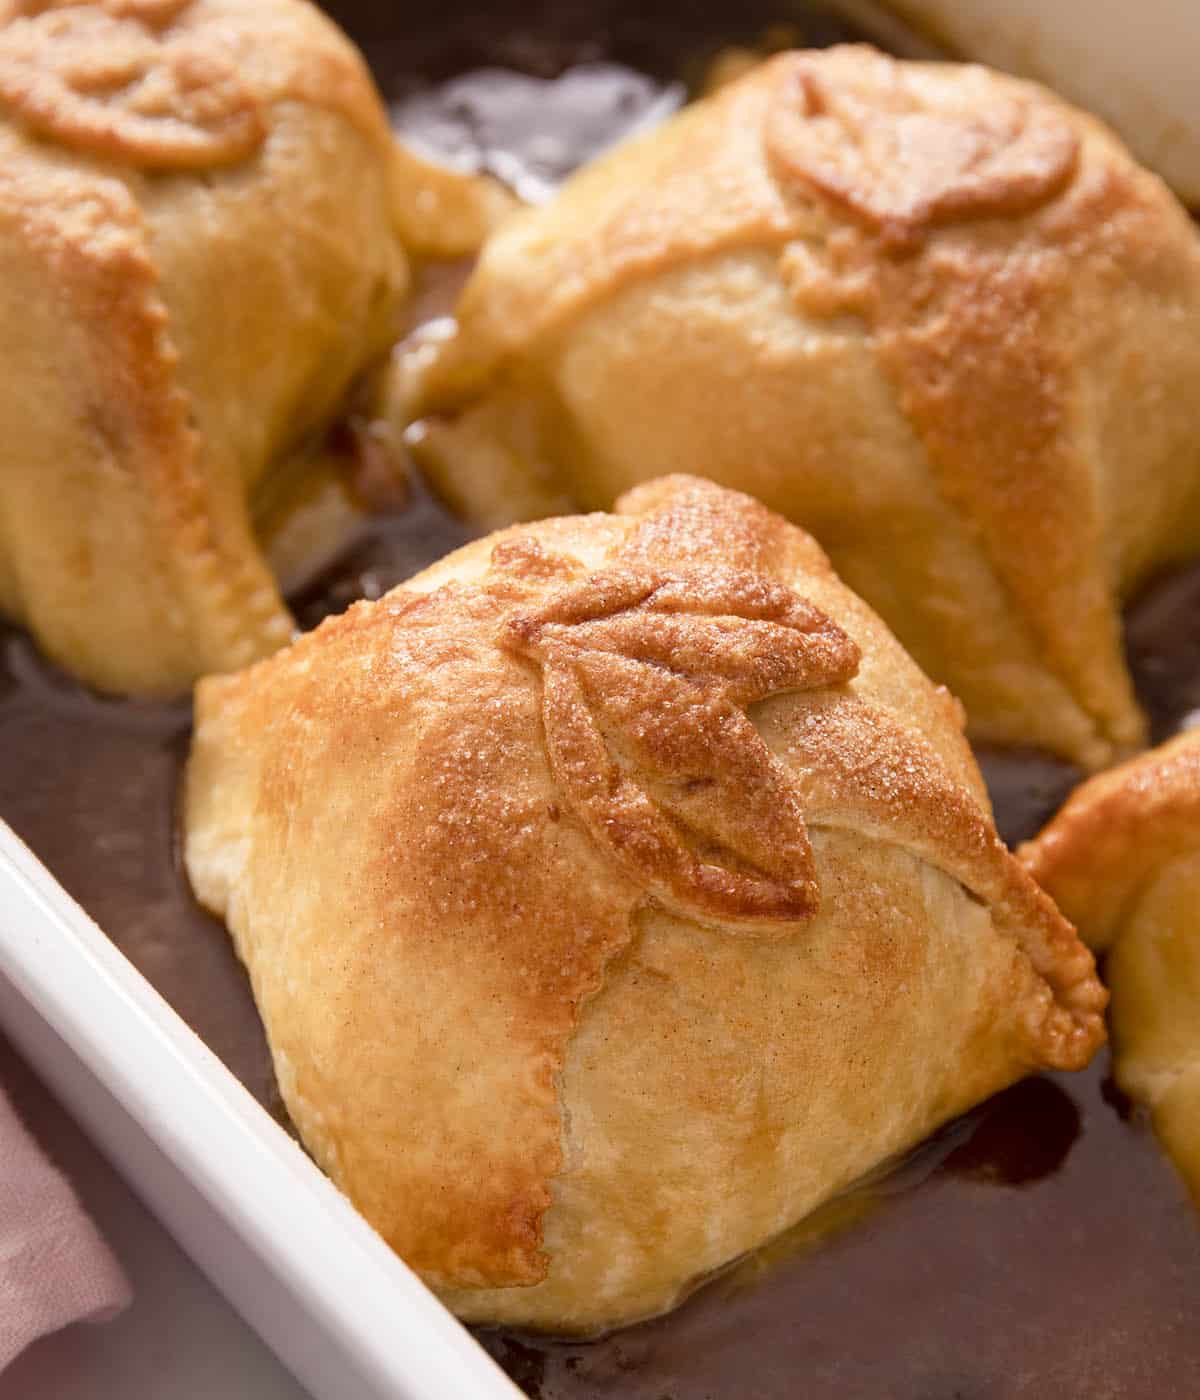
<box><xmin>505</xmin><ymin>564</ymin><xmax>861</xmax><ymax>933</ymax></box>
<box><xmin>766</xmin><ymin>47</ymin><xmax>1079</xmax><ymax>244</ymax></box>
<box><xmin>0</xmin><ymin>0</ymin><xmax>265</xmax><ymax>168</ymax></box>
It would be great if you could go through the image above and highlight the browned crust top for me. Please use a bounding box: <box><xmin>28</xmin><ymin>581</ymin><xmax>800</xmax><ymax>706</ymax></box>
<box><xmin>505</xmin><ymin>561</ymin><xmax>860</xmax><ymax>931</ymax></box>
<box><xmin>441</xmin><ymin>46</ymin><xmax>1091</xmax><ymax>371</ymax></box>
<box><xmin>0</xmin><ymin>0</ymin><xmax>389</xmax><ymax>169</ymax></box>
<box><xmin>765</xmin><ymin>46</ymin><xmax>1079</xmax><ymax>245</ymax></box>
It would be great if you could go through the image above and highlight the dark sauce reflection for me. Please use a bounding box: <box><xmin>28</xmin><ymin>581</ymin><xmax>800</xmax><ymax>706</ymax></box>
<box><xmin>939</xmin><ymin>1074</ymin><xmax>1080</xmax><ymax>1185</ymax></box>
<box><xmin>1126</xmin><ymin>562</ymin><xmax>1200</xmax><ymax>745</ymax></box>
<box><xmin>973</xmin><ymin>748</ymin><xmax>1085</xmax><ymax>849</ymax></box>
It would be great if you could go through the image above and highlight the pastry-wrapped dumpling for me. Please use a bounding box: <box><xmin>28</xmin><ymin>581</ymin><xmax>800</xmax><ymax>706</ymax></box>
<box><xmin>185</xmin><ymin>474</ymin><xmax>1105</xmax><ymax>1333</ymax></box>
<box><xmin>1021</xmin><ymin>729</ymin><xmax>1200</xmax><ymax>1205</ymax></box>
<box><xmin>0</xmin><ymin>0</ymin><xmax>409</xmax><ymax>694</ymax></box>
<box><xmin>406</xmin><ymin>46</ymin><xmax>1200</xmax><ymax>771</ymax></box>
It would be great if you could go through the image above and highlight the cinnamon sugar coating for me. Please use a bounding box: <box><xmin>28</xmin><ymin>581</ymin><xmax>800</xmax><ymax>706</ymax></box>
<box><xmin>185</xmin><ymin>476</ymin><xmax>1104</xmax><ymax>1332</ymax></box>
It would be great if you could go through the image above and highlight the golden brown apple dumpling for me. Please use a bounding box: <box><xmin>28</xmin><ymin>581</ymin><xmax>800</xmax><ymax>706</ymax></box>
<box><xmin>405</xmin><ymin>45</ymin><xmax>1200</xmax><ymax>771</ymax></box>
<box><xmin>184</xmin><ymin>474</ymin><xmax>1105</xmax><ymax>1333</ymax></box>
<box><xmin>0</xmin><ymin>0</ymin><xmax>410</xmax><ymax>695</ymax></box>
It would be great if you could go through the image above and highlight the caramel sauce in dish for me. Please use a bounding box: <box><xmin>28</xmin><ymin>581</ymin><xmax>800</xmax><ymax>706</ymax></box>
<box><xmin>3</xmin><ymin>3</ymin><xmax>1200</xmax><ymax>1395</ymax></box>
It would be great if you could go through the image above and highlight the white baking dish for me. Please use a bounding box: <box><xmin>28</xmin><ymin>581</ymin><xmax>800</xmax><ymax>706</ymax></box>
<box><xmin>0</xmin><ymin>821</ymin><xmax>521</xmax><ymax>1400</ymax></box>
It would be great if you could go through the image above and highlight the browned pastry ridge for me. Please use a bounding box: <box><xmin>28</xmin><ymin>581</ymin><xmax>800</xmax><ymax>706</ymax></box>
<box><xmin>0</xmin><ymin>0</ymin><xmax>411</xmax><ymax>694</ymax></box>
<box><xmin>1021</xmin><ymin>729</ymin><xmax>1200</xmax><ymax>1205</ymax></box>
<box><xmin>185</xmin><ymin>475</ymin><xmax>1105</xmax><ymax>1333</ymax></box>
<box><xmin>403</xmin><ymin>45</ymin><xmax>1200</xmax><ymax>770</ymax></box>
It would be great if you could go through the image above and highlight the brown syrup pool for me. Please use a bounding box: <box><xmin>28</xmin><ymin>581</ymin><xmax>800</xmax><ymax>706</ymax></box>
<box><xmin>3</xmin><ymin>3</ymin><xmax>1200</xmax><ymax>1396</ymax></box>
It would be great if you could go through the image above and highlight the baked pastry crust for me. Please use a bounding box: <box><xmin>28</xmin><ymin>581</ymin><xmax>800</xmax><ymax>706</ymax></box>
<box><xmin>186</xmin><ymin>474</ymin><xmax>1105</xmax><ymax>1332</ymax></box>
<box><xmin>1021</xmin><ymin>727</ymin><xmax>1200</xmax><ymax>952</ymax></box>
<box><xmin>1021</xmin><ymin>728</ymin><xmax>1200</xmax><ymax>1206</ymax></box>
<box><xmin>405</xmin><ymin>46</ymin><xmax>1200</xmax><ymax>769</ymax></box>
<box><xmin>0</xmin><ymin>0</ymin><xmax>409</xmax><ymax>693</ymax></box>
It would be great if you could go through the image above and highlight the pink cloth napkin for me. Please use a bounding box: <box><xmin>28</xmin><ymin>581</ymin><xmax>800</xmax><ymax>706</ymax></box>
<box><xmin>0</xmin><ymin>1081</ymin><xmax>131</xmax><ymax>1370</ymax></box>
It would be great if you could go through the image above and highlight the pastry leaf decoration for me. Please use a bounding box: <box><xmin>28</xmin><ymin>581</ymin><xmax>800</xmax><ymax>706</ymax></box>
<box><xmin>505</xmin><ymin>564</ymin><xmax>861</xmax><ymax>933</ymax></box>
<box><xmin>0</xmin><ymin>0</ymin><xmax>265</xmax><ymax>168</ymax></box>
<box><xmin>766</xmin><ymin>48</ymin><xmax>1079</xmax><ymax>244</ymax></box>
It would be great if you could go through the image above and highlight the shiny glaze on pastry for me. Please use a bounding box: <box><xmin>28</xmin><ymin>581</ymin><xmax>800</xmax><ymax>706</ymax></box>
<box><xmin>184</xmin><ymin>474</ymin><xmax>1104</xmax><ymax>1332</ymax></box>
<box><xmin>405</xmin><ymin>45</ymin><xmax>1200</xmax><ymax>770</ymax></box>
<box><xmin>1021</xmin><ymin>728</ymin><xmax>1200</xmax><ymax>1205</ymax></box>
<box><xmin>0</xmin><ymin>0</ymin><xmax>409</xmax><ymax>694</ymax></box>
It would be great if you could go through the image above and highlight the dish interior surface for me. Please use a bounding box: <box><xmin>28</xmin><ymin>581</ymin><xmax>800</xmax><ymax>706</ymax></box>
<box><xmin>3</xmin><ymin>2</ymin><xmax>1200</xmax><ymax>1396</ymax></box>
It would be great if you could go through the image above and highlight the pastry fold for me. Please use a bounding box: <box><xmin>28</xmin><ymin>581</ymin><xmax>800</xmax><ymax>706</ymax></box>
<box><xmin>1021</xmin><ymin>728</ymin><xmax>1200</xmax><ymax>1204</ymax></box>
<box><xmin>405</xmin><ymin>46</ymin><xmax>1200</xmax><ymax>770</ymax></box>
<box><xmin>186</xmin><ymin>474</ymin><xmax>1105</xmax><ymax>1332</ymax></box>
<box><xmin>0</xmin><ymin>0</ymin><xmax>409</xmax><ymax>693</ymax></box>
